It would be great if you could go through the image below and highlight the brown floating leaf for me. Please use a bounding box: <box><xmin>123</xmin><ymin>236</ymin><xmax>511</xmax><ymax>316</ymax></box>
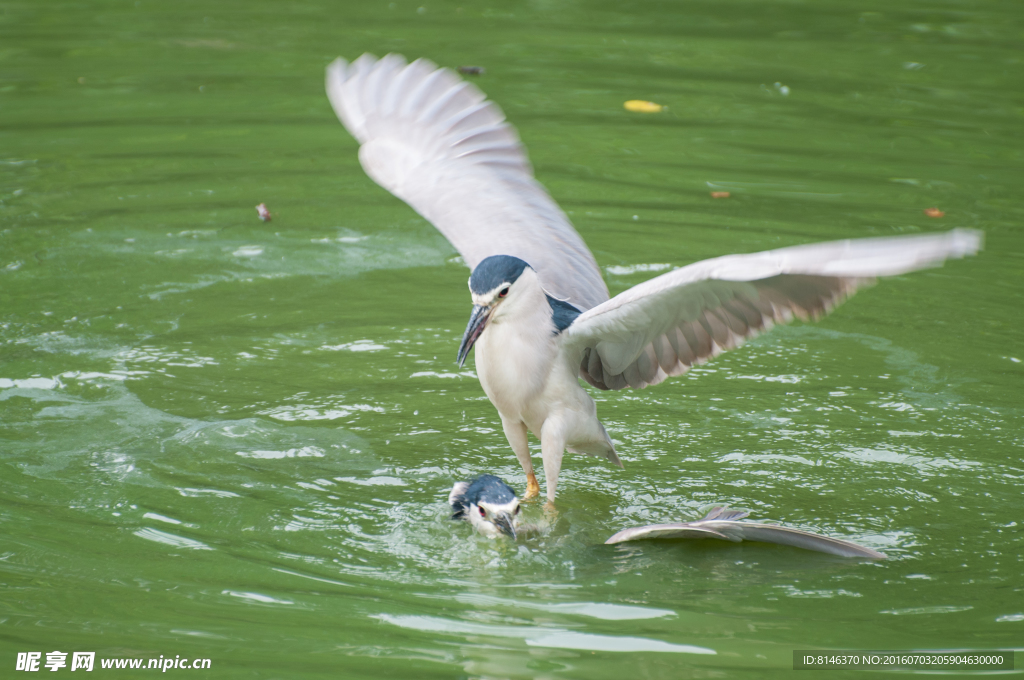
<box><xmin>710</xmin><ymin>191</ymin><xmax>731</xmax><ymax>199</ymax></box>
<box><xmin>924</xmin><ymin>207</ymin><xmax>945</xmax><ymax>218</ymax></box>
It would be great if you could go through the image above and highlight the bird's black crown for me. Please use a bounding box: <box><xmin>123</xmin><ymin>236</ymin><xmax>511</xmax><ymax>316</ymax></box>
<box><xmin>469</xmin><ymin>255</ymin><xmax>530</xmax><ymax>295</ymax></box>
<box><xmin>450</xmin><ymin>474</ymin><xmax>518</xmax><ymax>519</ymax></box>
<box><xmin>465</xmin><ymin>474</ymin><xmax>517</xmax><ymax>503</ymax></box>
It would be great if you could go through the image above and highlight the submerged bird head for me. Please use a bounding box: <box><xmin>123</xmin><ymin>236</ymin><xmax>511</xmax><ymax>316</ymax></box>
<box><xmin>449</xmin><ymin>474</ymin><xmax>521</xmax><ymax>539</ymax></box>
<box><xmin>457</xmin><ymin>255</ymin><xmax>533</xmax><ymax>366</ymax></box>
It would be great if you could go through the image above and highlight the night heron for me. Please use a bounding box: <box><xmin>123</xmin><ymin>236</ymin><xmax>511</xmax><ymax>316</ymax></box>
<box><xmin>326</xmin><ymin>54</ymin><xmax>982</xmax><ymax>505</ymax></box>
<box><xmin>449</xmin><ymin>474</ymin><xmax>521</xmax><ymax>539</ymax></box>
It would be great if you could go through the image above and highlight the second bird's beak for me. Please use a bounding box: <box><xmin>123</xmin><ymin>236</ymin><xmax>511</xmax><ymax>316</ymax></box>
<box><xmin>493</xmin><ymin>512</ymin><xmax>517</xmax><ymax>540</ymax></box>
<box><xmin>457</xmin><ymin>304</ymin><xmax>492</xmax><ymax>367</ymax></box>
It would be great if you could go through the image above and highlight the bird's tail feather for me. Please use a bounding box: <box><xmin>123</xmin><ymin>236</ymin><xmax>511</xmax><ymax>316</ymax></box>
<box><xmin>567</xmin><ymin>422</ymin><xmax>622</xmax><ymax>467</ymax></box>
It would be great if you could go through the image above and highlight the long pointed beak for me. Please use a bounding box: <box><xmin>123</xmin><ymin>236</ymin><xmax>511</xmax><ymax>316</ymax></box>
<box><xmin>493</xmin><ymin>512</ymin><xmax>517</xmax><ymax>540</ymax></box>
<box><xmin>456</xmin><ymin>304</ymin><xmax>491</xmax><ymax>367</ymax></box>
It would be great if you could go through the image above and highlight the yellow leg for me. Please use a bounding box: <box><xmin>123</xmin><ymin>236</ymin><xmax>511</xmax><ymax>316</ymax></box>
<box><xmin>524</xmin><ymin>471</ymin><xmax>540</xmax><ymax>500</ymax></box>
<box><xmin>503</xmin><ymin>418</ymin><xmax>539</xmax><ymax>501</ymax></box>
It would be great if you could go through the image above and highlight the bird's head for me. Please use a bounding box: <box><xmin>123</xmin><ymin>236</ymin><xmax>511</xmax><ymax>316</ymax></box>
<box><xmin>457</xmin><ymin>255</ymin><xmax>533</xmax><ymax>366</ymax></box>
<box><xmin>462</xmin><ymin>474</ymin><xmax>521</xmax><ymax>539</ymax></box>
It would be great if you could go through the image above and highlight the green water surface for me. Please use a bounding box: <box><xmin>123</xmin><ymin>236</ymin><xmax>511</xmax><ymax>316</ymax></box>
<box><xmin>1</xmin><ymin>0</ymin><xmax>1022</xmax><ymax>677</ymax></box>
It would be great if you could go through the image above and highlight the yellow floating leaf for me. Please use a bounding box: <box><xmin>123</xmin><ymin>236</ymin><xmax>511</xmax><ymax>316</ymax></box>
<box><xmin>624</xmin><ymin>100</ymin><xmax>663</xmax><ymax>113</ymax></box>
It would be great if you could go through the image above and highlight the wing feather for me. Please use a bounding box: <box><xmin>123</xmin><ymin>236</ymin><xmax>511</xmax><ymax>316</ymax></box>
<box><xmin>564</xmin><ymin>229</ymin><xmax>981</xmax><ymax>390</ymax></box>
<box><xmin>448</xmin><ymin>481</ymin><xmax>471</xmax><ymax>519</ymax></box>
<box><xmin>605</xmin><ymin>524</ymin><xmax>734</xmax><ymax>542</ymax></box>
<box><xmin>605</xmin><ymin>521</ymin><xmax>885</xmax><ymax>558</ymax></box>
<box><xmin>326</xmin><ymin>54</ymin><xmax>609</xmax><ymax>310</ymax></box>
<box><xmin>605</xmin><ymin>507</ymin><xmax>885</xmax><ymax>558</ymax></box>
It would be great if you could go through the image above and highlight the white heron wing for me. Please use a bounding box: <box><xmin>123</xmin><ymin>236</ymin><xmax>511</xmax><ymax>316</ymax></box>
<box><xmin>563</xmin><ymin>229</ymin><xmax>981</xmax><ymax>390</ymax></box>
<box><xmin>605</xmin><ymin>524</ymin><xmax>733</xmax><ymax>543</ymax></box>
<box><xmin>448</xmin><ymin>481</ymin><xmax>470</xmax><ymax>506</ymax></box>
<box><xmin>606</xmin><ymin>507</ymin><xmax>885</xmax><ymax>558</ymax></box>
<box><xmin>326</xmin><ymin>53</ymin><xmax>609</xmax><ymax>311</ymax></box>
<box><xmin>605</xmin><ymin>521</ymin><xmax>885</xmax><ymax>558</ymax></box>
<box><xmin>702</xmin><ymin>521</ymin><xmax>887</xmax><ymax>559</ymax></box>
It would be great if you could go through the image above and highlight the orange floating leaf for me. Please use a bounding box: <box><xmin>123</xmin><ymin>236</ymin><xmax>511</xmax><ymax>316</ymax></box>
<box><xmin>710</xmin><ymin>191</ymin><xmax>731</xmax><ymax>199</ymax></box>
<box><xmin>923</xmin><ymin>207</ymin><xmax>944</xmax><ymax>218</ymax></box>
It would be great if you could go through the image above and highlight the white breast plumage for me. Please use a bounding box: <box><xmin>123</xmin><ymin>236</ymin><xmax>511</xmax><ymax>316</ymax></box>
<box><xmin>474</xmin><ymin>272</ymin><xmax>557</xmax><ymax>422</ymax></box>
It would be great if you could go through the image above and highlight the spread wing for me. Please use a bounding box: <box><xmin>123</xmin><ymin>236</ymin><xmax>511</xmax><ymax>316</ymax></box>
<box><xmin>326</xmin><ymin>53</ymin><xmax>609</xmax><ymax>311</ymax></box>
<box><xmin>605</xmin><ymin>507</ymin><xmax>885</xmax><ymax>559</ymax></box>
<box><xmin>562</xmin><ymin>229</ymin><xmax>982</xmax><ymax>390</ymax></box>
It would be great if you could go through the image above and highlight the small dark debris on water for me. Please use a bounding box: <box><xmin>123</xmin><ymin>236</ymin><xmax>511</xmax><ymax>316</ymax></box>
<box><xmin>457</xmin><ymin>65</ymin><xmax>485</xmax><ymax>76</ymax></box>
<box><xmin>256</xmin><ymin>203</ymin><xmax>271</xmax><ymax>222</ymax></box>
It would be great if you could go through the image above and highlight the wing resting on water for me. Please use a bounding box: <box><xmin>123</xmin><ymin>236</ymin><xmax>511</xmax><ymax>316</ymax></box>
<box><xmin>605</xmin><ymin>506</ymin><xmax>886</xmax><ymax>559</ymax></box>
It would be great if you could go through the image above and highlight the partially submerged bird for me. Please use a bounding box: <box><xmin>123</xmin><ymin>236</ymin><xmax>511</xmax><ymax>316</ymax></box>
<box><xmin>326</xmin><ymin>54</ymin><xmax>982</xmax><ymax>504</ymax></box>
<box><xmin>449</xmin><ymin>474</ymin><xmax>521</xmax><ymax>539</ymax></box>
<box><xmin>606</xmin><ymin>506</ymin><xmax>885</xmax><ymax>559</ymax></box>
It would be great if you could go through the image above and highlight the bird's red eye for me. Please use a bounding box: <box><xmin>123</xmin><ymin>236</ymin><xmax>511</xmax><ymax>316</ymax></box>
<box><xmin>479</xmin><ymin>507</ymin><xmax>486</xmax><ymax>517</ymax></box>
<box><xmin>498</xmin><ymin>287</ymin><xmax>509</xmax><ymax>298</ymax></box>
